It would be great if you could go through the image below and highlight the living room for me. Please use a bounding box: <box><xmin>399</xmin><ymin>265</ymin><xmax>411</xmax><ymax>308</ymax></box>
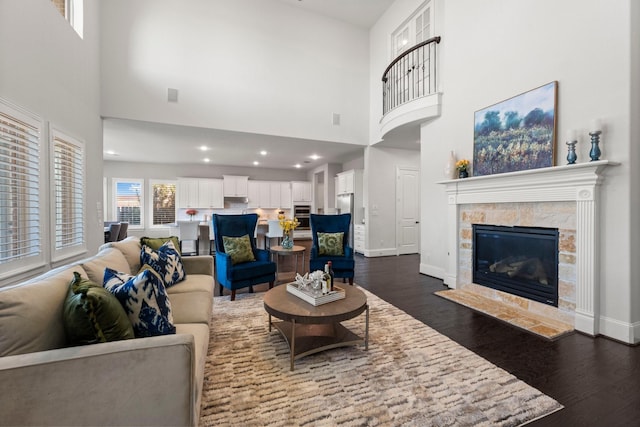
<box><xmin>1</xmin><ymin>0</ymin><xmax>639</xmax><ymax>425</ymax></box>
<box><xmin>96</xmin><ymin>0</ymin><xmax>639</xmax><ymax>345</ymax></box>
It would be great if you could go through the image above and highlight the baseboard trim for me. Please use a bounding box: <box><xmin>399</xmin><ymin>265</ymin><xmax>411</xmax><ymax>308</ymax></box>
<box><xmin>599</xmin><ymin>315</ymin><xmax>640</xmax><ymax>344</ymax></box>
<box><xmin>362</xmin><ymin>248</ymin><xmax>398</xmax><ymax>257</ymax></box>
<box><xmin>419</xmin><ymin>263</ymin><xmax>445</xmax><ymax>280</ymax></box>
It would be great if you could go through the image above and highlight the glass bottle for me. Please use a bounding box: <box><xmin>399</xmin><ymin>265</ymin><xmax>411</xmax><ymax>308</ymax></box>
<box><xmin>322</xmin><ymin>264</ymin><xmax>331</xmax><ymax>295</ymax></box>
<box><xmin>327</xmin><ymin>261</ymin><xmax>335</xmax><ymax>291</ymax></box>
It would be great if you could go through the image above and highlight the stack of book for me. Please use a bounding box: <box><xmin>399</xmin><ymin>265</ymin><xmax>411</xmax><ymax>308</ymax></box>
<box><xmin>286</xmin><ymin>283</ymin><xmax>345</xmax><ymax>306</ymax></box>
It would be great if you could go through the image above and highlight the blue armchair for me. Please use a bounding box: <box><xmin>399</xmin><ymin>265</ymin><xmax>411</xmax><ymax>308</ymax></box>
<box><xmin>213</xmin><ymin>214</ymin><xmax>276</xmax><ymax>300</ymax></box>
<box><xmin>309</xmin><ymin>213</ymin><xmax>354</xmax><ymax>285</ymax></box>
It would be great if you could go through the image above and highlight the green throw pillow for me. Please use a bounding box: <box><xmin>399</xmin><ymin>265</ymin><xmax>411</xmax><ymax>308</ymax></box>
<box><xmin>222</xmin><ymin>234</ymin><xmax>256</xmax><ymax>265</ymax></box>
<box><xmin>63</xmin><ymin>271</ymin><xmax>135</xmax><ymax>345</ymax></box>
<box><xmin>140</xmin><ymin>236</ymin><xmax>181</xmax><ymax>255</ymax></box>
<box><xmin>318</xmin><ymin>232</ymin><xmax>344</xmax><ymax>256</ymax></box>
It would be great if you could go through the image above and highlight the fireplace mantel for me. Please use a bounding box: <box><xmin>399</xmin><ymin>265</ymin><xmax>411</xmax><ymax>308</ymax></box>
<box><xmin>438</xmin><ymin>160</ymin><xmax>619</xmax><ymax>336</ymax></box>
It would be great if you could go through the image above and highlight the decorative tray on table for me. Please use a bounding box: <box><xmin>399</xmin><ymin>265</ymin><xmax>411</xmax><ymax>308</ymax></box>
<box><xmin>286</xmin><ymin>283</ymin><xmax>346</xmax><ymax>306</ymax></box>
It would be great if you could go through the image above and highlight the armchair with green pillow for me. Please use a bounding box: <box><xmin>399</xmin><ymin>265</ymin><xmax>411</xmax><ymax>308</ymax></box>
<box><xmin>310</xmin><ymin>213</ymin><xmax>355</xmax><ymax>285</ymax></box>
<box><xmin>213</xmin><ymin>213</ymin><xmax>276</xmax><ymax>300</ymax></box>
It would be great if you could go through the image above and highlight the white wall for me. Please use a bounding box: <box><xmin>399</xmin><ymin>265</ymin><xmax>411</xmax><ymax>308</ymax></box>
<box><xmin>364</xmin><ymin>146</ymin><xmax>420</xmax><ymax>256</ymax></box>
<box><xmin>0</xmin><ymin>1</ymin><xmax>103</xmax><ymax>265</ymax></box>
<box><xmin>629</xmin><ymin>1</ymin><xmax>640</xmax><ymax>328</ymax></box>
<box><xmin>100</xmin><ymin>0</ymin><xmax>370</xmax><ymax>146</ymax></box>
<box><xmin>370</xmin><ymin>0</ymin><xmax>635</xmax><ymax>342</ymax></box>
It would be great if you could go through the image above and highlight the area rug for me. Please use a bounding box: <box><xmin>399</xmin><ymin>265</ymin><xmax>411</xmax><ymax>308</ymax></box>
<box><xmin>199</xmin><ymin>287</ymin><xmax>563</xmax><ymax>426</ymax></box>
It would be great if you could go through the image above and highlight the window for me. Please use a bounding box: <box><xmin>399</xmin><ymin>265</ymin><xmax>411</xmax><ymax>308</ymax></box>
<box><xmin>415</xmin><ymin>8</ymin><xmax>431</xmax><ymax>44</ymax></box>
<box><xmin>391</xmin><ymin>1</ymin><xmax>434</xmax><ymax>58</ymax></box>
<box><xmin>50</xmin><ymin>127</ymin><xmax>85</xmax><ymax>261</ymax></box>
<box><xmin>0</xmin><ymin>99</ymin><xmax>45</xmax><ymax>277</ymax></box>
<box><xmin>388</xmin><ymin>1</ymin><xmax>436</xmax><ymax>105</ymax></box>
<box><xmin>149</xmin><ymin>180</ymin><xmax>176</xmax><ymax>227</ymax></box>
<box><xmin>113</xmin><ymin>179</ymin><xmax>144</xmax><ymax>229</ymax></box>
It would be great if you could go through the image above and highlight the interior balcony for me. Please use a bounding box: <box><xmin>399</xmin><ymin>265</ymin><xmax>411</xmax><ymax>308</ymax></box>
<box><xmin>379</xmin><ymin>37</ymin><xmax>442</xmax><ymax>140</ymax></box>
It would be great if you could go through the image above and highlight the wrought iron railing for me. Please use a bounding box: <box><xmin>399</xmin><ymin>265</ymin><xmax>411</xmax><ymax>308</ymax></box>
<box><xmin>382</xmin><ymin>36</ymin><xmax>441</xmax><ymax>116</ymax></box>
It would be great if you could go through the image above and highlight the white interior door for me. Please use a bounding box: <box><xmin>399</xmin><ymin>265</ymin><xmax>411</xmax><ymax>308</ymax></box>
<box><xmin>396</xmin><ymin>167</ymin><xmax>420</xmax><ymax>255</ymax></box>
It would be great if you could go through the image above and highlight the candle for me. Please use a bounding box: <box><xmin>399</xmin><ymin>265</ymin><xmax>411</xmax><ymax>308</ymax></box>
<box><xmin>590</xmin><ymin>118</ymin><xmax>602</xmax><ymax>132</ymax></box>
<box><xmin>566</xmin><ymin>129</ymin><xmax>577</xmax><ymax>142</ymax></box>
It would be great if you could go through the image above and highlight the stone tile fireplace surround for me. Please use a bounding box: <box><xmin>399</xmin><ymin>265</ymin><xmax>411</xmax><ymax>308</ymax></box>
<box><xmin>440</xmin><ymin>161</ymin><xmax>618</xmax><ymax>336</ymax></box>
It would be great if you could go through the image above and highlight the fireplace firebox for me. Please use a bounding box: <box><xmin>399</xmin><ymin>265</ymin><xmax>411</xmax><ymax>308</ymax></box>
<box><xmin>472</xmin><ymin>224</ymin><xmax>559</xmax><ymax>306</ymax></box>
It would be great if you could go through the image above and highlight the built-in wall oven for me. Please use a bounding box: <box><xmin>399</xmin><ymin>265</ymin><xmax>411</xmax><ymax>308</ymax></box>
<box><xmin>293</xmin><ymin>205</ymin><xmax>311</xmax><ymax>230</ymax></box>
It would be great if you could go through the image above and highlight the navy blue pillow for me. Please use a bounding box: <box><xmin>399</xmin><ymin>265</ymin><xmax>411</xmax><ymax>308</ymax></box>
<box><xmin>140</xmin><ymin>240</ymin><xmax>186</xmax><ymax>287</ymax></box>
<box><xmin>103</xmin><ymin>268</ymin><xmax>176</xmax><ymax>337</ymax></box>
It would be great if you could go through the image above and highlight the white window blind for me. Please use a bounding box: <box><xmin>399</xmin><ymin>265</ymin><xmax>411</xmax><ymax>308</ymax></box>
<box><xmin>149</xmin><ymin>180</ymin><xmax>176</xmax><ymax>227</ymax></box>
<box><xmin>114</xmin><ymin>179</ymin><xmax>144</xmax><ymax>229</ymax></box>
<box><xmin>0</xmin><ymin>100</ymin><xmax>43</xmax><ymax>274</ymax></box>
<box><xmin>51</xmin><ymin>128</ymin><xmax>85</xmax><ymax>259</ymax></box>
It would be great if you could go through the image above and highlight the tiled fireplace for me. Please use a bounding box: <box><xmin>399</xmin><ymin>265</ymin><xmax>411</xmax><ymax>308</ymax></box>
<box><xmin>440</xmin><ymin>161</ymin><xmax>617</xmax><ymax>336</ymax></box>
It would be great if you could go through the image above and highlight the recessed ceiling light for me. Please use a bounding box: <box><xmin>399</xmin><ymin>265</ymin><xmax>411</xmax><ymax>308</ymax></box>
<box><xmin>203</xmin><ymin>158</ymin><xmax>210</xmax><ymax>163</ymax></box>
<box><xmin>199</xmin><ymin>146</ymin><xmax>209</xmax><ymax>151</ymax></box>
<box><xmin>260</xmin><ymin>150</ymin><xmax>268</xmax><ymax>156</ymax></box>
<box><xmin>309</xmin><ymin>154</ymin><xmax>320</xmax><ymax>160</ymax></box>
<box><xmin>294</xmin><ymin>164</ymin><xmax>301</xmax><ymax>168</ymax></box>
<box><xmin>104</xmin><ymin>150</ymin><xmax>118</xmax><ymax>156</ymax></box>
<box><xmin>253</xmin><ymin>161</ymin><xmax>259</xmax><ymax>166</ymax></box>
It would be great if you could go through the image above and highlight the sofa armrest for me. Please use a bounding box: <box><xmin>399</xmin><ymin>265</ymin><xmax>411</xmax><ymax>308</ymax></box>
<box><xmin>0</xmin><ymin>334</ymin><xmax>197</xmax><ymax>427</ymax></box>
<box><xmin>182</xmin><ymin>255</ymin><xmax>214</xmax><ymax>276</ymax></box>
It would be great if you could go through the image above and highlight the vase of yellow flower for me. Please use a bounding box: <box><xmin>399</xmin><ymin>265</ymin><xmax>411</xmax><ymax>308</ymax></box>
<box><xmin>456</xmin><ymin>159</ymin><xmax>470</xmax><ymax>178</ymax></box>
<box><xmin>279</xmin><ymin>217</ymin><xmax>300</xmax><ymax>249</ymax></box>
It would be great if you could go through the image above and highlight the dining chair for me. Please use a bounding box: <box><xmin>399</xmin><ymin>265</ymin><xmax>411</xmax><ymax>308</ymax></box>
<box><xmin>116</xmin><ymin>222</ymin><xmax>128</xmax><ymax>241</ymax></box>
<box><xmin>264</xmin><ymin>220</ymin><xmax>283</xmax><ymax>249</ymax></box>
<box><xmin>104</xmin><ymin>223</ymin><xmax>121</xmax><ymax>243</ymax></box>
<box><xmin>177</xmin><ymin>221</ymin><xmax>200</xmax><ymax>255</ymax></box>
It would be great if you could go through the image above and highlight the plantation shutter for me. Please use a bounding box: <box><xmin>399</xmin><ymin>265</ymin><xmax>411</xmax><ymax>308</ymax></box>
<box><xmin>51</xmin><ymin>128</ymin><xmax>85</xmax><ymax>259</ymax></box>
<box><xmin>0</xmin><ymin>101</ymin><xmax>43</xmax><ymax>273</ymax></box>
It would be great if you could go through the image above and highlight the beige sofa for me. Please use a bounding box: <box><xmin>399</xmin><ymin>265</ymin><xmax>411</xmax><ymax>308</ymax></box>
<box><xmin>0</xmin><ymin>237</ymin><xmax>214</xmax><ymax>426</ymax></box>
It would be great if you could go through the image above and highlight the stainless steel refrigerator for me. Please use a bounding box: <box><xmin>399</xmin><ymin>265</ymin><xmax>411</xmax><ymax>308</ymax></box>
<box><xmin>336</xmin><ymin>193</ymin><xmax>354</xmax><ymax>248</ymax></box>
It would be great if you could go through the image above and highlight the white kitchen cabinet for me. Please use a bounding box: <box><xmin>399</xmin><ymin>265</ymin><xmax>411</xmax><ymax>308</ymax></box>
<box><xmin>354</xmin><ymin>224</ymin><xmax>365</xmax><ymax>254</ymax></box>
<box><xmin>258</xmin><ymin>181</ymin><xmax>271</xmax><ymax>208</ymax></box>
<box><xmin>336</xmin><ymin>170</ymin><xmax>360</xmax><ymax>195</ymax></box>
<box><xmin>291</xmin><ymin>181</ymin><xmax>312</xmax><ymax>203</ymax></box>
<box><xmin>198</xmin><ymin>179</ymin><xmax>224</xmax><ymax>209</ymax></box>
<box><xmin>247</xmin><ymin>181</ymin><xmax>292</xmax><ymax>209</ymax></box>
<box><xmin>268</xmin><ymin>182</ymin><xmax>281</xmax><ymax>208</ymax></box>
<box><xmin>247</xmin><ymin>181</ymin><xmax>261</xmax><ymax>208</ymax></box>
<box><xmin>280</xmin><ymin>182</ymin><xmax>292</xmax><ymax>208</ymax></box>
<box><xmin>223</xmin><ymin>175</ymin><xmax>248</xmax><ymax>197</ymax></box>
<box><xmin>177</xmin><ymin>178</ymin><xmax>199</xmax><ymax>208</ymax></box>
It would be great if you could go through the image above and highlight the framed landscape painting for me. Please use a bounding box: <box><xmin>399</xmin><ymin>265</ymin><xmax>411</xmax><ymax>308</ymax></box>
<box><xmin>473</xmin><ymin>81</ymin><xmax>557</xmax><ymax>176</ymax></box>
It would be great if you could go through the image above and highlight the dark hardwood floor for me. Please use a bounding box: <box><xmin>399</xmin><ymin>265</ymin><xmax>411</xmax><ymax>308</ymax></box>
<box><xmin>217</xmin><ymin>253</ymin><xmax>640</xmax><ymax>426</ymax></box>
<box><xmin>353</xmin><ymin>254</ymin><xmax>640</xmax><ymax>427</ymax></box>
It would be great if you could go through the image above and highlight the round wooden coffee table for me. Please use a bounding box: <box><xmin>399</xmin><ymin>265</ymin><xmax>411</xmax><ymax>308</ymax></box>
<box><xmin>263</xmin><ymin>284</ymin><xmax>369</xmax><ymax>371</ymax></box>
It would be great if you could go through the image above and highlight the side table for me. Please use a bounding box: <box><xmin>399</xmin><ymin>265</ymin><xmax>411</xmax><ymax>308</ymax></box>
<box><xmin>270</xmin><ymin>245</ymin><xmax>305</xmax><ymax>283</ymax></box>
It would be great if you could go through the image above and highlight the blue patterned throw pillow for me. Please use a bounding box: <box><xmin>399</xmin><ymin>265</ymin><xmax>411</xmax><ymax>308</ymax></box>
<box><xmin>140</xmin><ymin>240</ymin><xmax>186</xmax><ymax>287</ymax></box>
<box><xmin>103</xmin><ymin>268</ymin><xmax>176</xmax><ymax>337</ymax></box>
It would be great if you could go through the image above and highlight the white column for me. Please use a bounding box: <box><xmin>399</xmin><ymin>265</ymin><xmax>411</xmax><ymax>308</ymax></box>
<box><xmin>444</xmin><ymin>194</ymin><xmax>458</xmax><ymax>288</ymax></box>
<box><xmin>574</xmin><ymin>187</ymin><xmax>600</xmax><ymax>335</ymax></box>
